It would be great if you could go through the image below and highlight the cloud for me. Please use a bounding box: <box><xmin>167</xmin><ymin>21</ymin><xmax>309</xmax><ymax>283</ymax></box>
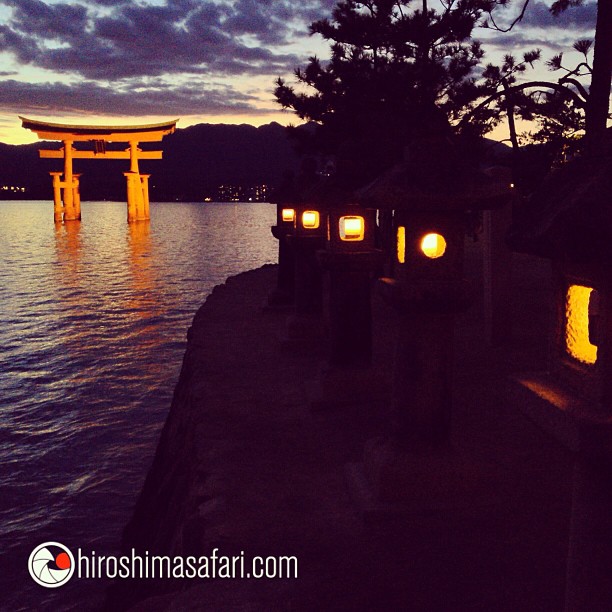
<box><xmin>0</xmin><ymin>0</ymin><xmax>595</xmax><ymax>122</ymax></box>
<box><xmin>521</xmin><ymin>0</ymin><xmax>597</xmax><ymax>29</ymax></box>
<box><xmin>0</xmin><ymin>78</ymin><xmax>277</xmax><ymax>116</ymax></box>
<box><xmin>492</xmin><ymin>0</ymin><xmax>597</xmax><ymax>31</ymax></box>
<box><xmin>0</xmin><ymin>0</ymin><xmax>333</xmax><ymax>80</ymax></box>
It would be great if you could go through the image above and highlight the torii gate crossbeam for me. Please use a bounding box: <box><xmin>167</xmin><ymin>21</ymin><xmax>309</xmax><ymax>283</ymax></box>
<box><xmin>20</xmin><ymin>117</ymin><xmax>178</xmax><ymax>223</ymax></box>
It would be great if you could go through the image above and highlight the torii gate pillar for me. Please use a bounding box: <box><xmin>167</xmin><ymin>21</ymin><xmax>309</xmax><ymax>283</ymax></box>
<box><xmin>125</xmin><ymin>141</ymin><xmax>150</xmax><ymax>222</ymax></box>
<box><xmin>49</xmin><ymin>141</ymin><xmax>81</xmax><ymax>222</ymax></box>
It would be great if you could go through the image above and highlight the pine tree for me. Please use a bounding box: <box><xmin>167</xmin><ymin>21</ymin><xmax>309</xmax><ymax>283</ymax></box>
<box><xmin>275</xmin><ymin>0</ymin><xmax>495</xmax><ymax>185</ymax></box>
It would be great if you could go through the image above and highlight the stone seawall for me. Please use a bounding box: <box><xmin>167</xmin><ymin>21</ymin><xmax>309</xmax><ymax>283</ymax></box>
<box><xmin>109</xmin><ymin>265</ymin><xmax>291</xmax><ymax>608</ymax></box>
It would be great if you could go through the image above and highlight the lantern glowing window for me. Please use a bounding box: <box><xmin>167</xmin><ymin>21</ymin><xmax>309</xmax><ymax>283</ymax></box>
<box><xmin>420</xmin><ymin>233</ymin><xmax>446</xmax><ymax>259</ymax></box>
<box><xmin>339</xmin><ymin>216</ymin><xmax>365</xmax><ymax>241</ymax></box>
<box><xmin>302</xmin><ymin>210</ymin><xmax>320</xmax><ymax>229</ymax></box>
<box><xmin>397</xmin><ymin>226</ymin><xmax>406</xmax><ymax>264</ymax></box>
<box><xmin>281</xmin><ymin>208</ymin><xmax>295</xmax><ymax>223</ymax></box>
<box><xmin>565</xmin><ymin>285</ymin><xmax>598</xmax><ymax>365</ymax></box>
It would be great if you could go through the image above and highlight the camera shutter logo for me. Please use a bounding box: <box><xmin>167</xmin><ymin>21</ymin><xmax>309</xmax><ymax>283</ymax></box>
<box><xmin>28</xmin><ymin>542</ymin><xmax>75</xmax><ymax>588</ymax></box>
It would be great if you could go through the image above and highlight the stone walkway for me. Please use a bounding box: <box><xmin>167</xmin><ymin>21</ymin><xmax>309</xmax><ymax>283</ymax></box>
<box><xmin>117</xmin><ymin>242</ymin><xmax>574</xmax><ymax>611</ymax></box>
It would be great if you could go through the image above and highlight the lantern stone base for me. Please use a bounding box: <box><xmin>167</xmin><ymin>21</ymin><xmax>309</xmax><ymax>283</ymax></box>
<box><xmin>308</xmin><ymin>364</ymin><xmax>388</xmax><ymax>412</ymax></box>
<box><xmin>509</xmin><ymin>373</ymin><xmax>582</xmax><ymax>451</ymax></box>
<box><xmin>345</xmin><ymin>437</ymin><xmax>500</xmax><ymax>523</ymax></box>
<box><xmin>281</xmin><ymin>313</ymin><xmax>327</xmax><ymax>351</ymax></box>
<box><xmin>511</xmin><ymin>372</ymin><xmax>612</xmax><ymax>612</ymax></box>
<box><xmin>264</xmin><ymin>287</ymin><xmax>294</xmax><ymax>310</ymax></box>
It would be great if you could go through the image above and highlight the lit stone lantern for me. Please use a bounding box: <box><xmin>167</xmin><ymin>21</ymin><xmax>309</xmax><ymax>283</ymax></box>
<box><xmin>287</xmin><ymin>202</ymin><xmax>328</xmax><ymax>337</ymax></box>
<box><xmin>269</xmin><ymin>159</ymin><xmax>323</xmax><ymax>318</ymax></box>
<box><xmin>268</xmin><ymin>202</ymin><xmax>298</xmax><ymax>308</ymax></box>
<box><xmin>508</xmin><ymin>134</ymin><xmax>612</xmax><ymax>611</ymax></box>
<box><xmin>318</xmin><ymin>205</ymin><xmax>380</xmax><ymax>367</ymax></box>
<box><xmin>348</xmin><ymin>137</ymin><xmax>512</xmax><ymax>506</ymax></box>
<box><xmin>309</xmin><ymin>204</ymin><xmax>382</xmax><ymax>410</ymax></box>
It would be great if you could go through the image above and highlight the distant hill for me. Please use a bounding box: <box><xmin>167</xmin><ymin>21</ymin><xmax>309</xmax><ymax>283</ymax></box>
<box><xmin>0</xmin><ymin>122</ymin><xmax>305</xmax><ymax>201</ymax></box>
<box><xmin>0</xmin><ymin>123</ymin><xmax>555</xmax><ymax>202</ymax></box>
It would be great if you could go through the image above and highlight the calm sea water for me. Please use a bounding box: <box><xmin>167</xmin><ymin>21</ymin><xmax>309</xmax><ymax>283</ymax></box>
<box><xmin>0</xmin><ymin>200</ymin><xmax>276</xmax><ymax>610</ymax></box>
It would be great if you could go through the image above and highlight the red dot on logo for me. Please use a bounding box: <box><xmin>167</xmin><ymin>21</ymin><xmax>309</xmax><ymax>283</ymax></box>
<box><xmin>55</xmin><ymin>552</ymin><xmax>71</xmax><ymax>570</ymax></box>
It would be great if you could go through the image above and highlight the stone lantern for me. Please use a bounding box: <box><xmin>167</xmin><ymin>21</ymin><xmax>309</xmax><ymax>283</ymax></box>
<box><xmin>319</xmin><ymin>205</ymin><xmax>380</xmax><ymax>367</ymax></box>
<box><xmin>349</xmin><ymin>137</ymin><xmax>512</xmax><ymax>507</ymax></box>
<box><xmin>307</xmin><ymin>203</ymin><xmax>383</xmax><ymax>410</ymax></box>
<box><xmin>268</xmin><ymin>203</ymin><xmax>297</xmax><ymax>308</ymax></box>
<box><xmin>268</xmin><ymin>159</ymin><xmax>323</xmax><ymax>321</ymax></box>
<box><xmin>508</xmin><ymin>132</ymin><xmax>612</xmax><ymax>611</ymax></box>
<box><xmin>283</xmin><ymin>201</ymin><xmax>329</xmax><ymax>341</ymax></box>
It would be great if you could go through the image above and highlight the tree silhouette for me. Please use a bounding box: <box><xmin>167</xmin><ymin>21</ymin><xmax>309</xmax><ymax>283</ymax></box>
<box><xmin>462</xmin><ymin>0</ymin><xmax>610</xmax><ymax>158</ymax></box>
<box><xmin>275</xmin><ymin>0</ymin><xmax>496</xmax><ymax>186</ymax></box>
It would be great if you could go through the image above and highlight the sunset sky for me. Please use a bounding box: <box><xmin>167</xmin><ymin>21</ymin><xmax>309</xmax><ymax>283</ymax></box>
<box><xmin>0</xmin><ymin>0</ymin><xmax>598</xmax><ymax>144</ymax></box>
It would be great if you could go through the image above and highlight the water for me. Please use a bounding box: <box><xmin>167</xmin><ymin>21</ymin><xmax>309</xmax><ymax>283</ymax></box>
<box><xmin>0</xmin><ymin>200</ymin><xmax>277</xmax><ymax>610</ymax></box>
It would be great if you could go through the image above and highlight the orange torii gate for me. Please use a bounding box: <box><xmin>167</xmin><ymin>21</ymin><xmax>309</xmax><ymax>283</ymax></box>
<box><xmin>20</xmin><ymin>117</ymin><xmax>178</xmax><ymax>223</ymax></box>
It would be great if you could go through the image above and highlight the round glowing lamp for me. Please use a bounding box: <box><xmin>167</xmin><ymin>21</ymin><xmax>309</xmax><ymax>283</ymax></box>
<box><xmin>302</xmin><ymin>210</ymin><xmax>320</xmax><ymax>229</ymax></box>
<box><xmin>339</xmin><ymin>216</ymin><xmax>365</xmax><ymax>241</ymax></box>
<box><xmin>420</xmin><ymin>233</ymin><xmax>446</xmax><ymax>259</ymax></box>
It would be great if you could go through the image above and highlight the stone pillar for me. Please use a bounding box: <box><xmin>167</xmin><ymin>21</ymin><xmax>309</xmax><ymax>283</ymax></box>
<box><xmin>565</xmin><ymin>428</ymin><xmax>612</xmax><ymax>612</ymax></box>
<box><xmin>293</xmin><ymin>237</ymin><xmax>324</xmax><ymax>316</ymax></box>
<box><xmin>285</xmin><ymin>236</ymin><xmax>326</xmax><ymax>341</ymax></box>
<box><xmin>391</xmin><ymin>304</ymin><xmax>455</xmax><ymax>444</ymax></box>
<box><xmin>323</xmin><ymin>253</ymin><xmax>375</xmax><ymax>367</ymax></box>
<box><xmin>380</xmin><ymin>279</ymin><xmax>470</xmax><ymax>447</ymax></box>
<box><xmin>50</xmin><ymin>172</ymin><xmax>63</xmax><ymax>222</ymax></box>
<box><xmin>353</xmin><ymin>276</ymin><xmax>475</xmax><ymax>507</ymax></box>
<box><xmin>268</xmin><ymin>225</ymin><xmax>295</xmax><ymax>308</ymax></box>
<box><xmin>308</xmin><ymin>250</ymin><xmax>383</xmax><ymax>412</ymax></box>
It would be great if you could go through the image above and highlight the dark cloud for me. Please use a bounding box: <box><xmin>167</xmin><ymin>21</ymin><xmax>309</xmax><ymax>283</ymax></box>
<box><xmin>482</xmin><ymin>0</ymin><xmax>597</xmax><ymax>62</ymax></box>
<box><xmin>489</xmin><ymin>31</ymin><xmax>589</xmax><ymax>55</ymax></box>
<box><xmin>497</xmin><ymin>0</ymin><xmax>597</xmax><ymax>30</ymax></box>
<box><xmin>0</xmin><ymin>23</ymin><xmax>39</xmax><ymax>63</ymax></box>
<box><xmin>504</xmin><ymin>36</ymin><xmax>567</xmax><ymax>54</ymax></box>
<box><xmin>0</xmin><ymin>0</ymin><xmax>334</xmax><ymax>80</ymax></box>
<box><xmin>0</xmin><ymin>78</ymin><xmax>276</xmax><ymax>116</ymax></box>
<box><xmin>5</xmin><ymin>0</ymin><xmax>89</xmax><ymax>38</ymax></box>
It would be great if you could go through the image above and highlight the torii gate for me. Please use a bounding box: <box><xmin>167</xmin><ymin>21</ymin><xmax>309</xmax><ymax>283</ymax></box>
<box><xmin>20</xmin><ymin>116</ymin><xmax>178</xmax><ymax>223</ymax></box>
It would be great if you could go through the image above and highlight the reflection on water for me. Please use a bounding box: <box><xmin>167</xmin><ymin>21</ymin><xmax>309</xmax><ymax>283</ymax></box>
<box><xmin>0</xmin><ymin>201</ymin><xmax>276</xmax><ymax>611</ymax></box>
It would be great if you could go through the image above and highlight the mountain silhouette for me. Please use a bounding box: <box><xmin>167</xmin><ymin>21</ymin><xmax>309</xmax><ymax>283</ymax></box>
<box><xmin>0</xmin><ymin>122</ymin><xmax>306</xmax><ymax>201</ymax></box>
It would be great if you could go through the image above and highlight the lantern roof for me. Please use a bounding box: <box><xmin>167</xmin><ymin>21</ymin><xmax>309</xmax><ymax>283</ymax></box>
<box><xmin>508</xmin><ymin>129</ymin><xmax>612</xmax><ymax>264</ymax></box>
<box><xmin>357</xmin><ymin>137</ymin><xmax>512</xmax><ymax>211</ymax></box>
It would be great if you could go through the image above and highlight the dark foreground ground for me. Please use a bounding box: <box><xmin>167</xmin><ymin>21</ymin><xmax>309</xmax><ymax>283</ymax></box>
<box><xmin>116</xmin><ymin>241</ymin><xmax>573</xmax><ymax>611</ymax></box>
